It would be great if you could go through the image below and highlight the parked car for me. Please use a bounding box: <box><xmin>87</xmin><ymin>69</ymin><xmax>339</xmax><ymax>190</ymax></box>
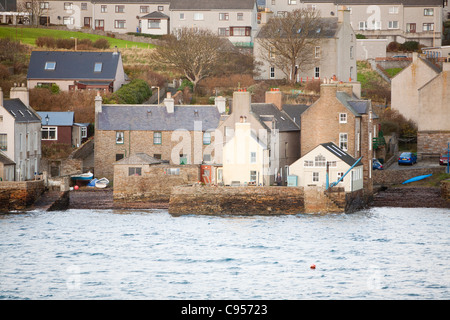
<box><xmin>398</xmin><ymin>152</ymin><xmax>417</xmax><ymax>165</ymax></box>
<box><xmin>373</xmin><ymin>158</ymin><xmax>383</xmax><ymax>170</ymax></box>
<box><xmin>439</xmin><ymin>153</ymin><xmax>450</xmax><ymax>166</ymax></box>
<box><xmin>393</xmin><ymin>55</ymin><xmax>407</xmax><ymax>58</ymax></box>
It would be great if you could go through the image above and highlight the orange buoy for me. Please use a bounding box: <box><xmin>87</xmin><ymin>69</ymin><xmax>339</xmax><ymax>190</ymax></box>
<box><xmin>310</xmin><ymin>264</ymin><xmax>316</xmax><ymax>269</ymax></box>
<box><xmin>74</xmin><ymin>185</ymin><xmax>79</xmax><ymax>190</ymax></box>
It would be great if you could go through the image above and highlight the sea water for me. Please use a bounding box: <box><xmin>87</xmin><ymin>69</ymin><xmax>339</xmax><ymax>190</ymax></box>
<box><xmin>0</xmin><ymin>207</ymin><xmax>449</xmax><ymax>300</ymax></box>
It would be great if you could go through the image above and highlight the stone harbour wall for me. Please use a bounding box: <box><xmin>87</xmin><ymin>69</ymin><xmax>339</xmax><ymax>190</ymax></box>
<box><xmin>0</xmin><ymin>180</ymin><xmax>45</xmax><ymax>211</ymax></box>
<box><xmin>373</xmin><ymin>167</ymin><xmax>446</xmax><ymax>186</ymax></box>
<box><xmin>441</xmin><ymin>180</ymin><xmax>450</xmax><ymax>200</ymax></box>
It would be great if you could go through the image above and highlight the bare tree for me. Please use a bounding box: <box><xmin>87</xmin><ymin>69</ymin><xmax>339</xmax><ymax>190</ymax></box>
<box><xmin>153</xmin><ymin>27</ymin><xmax>229</xmax><ymax>92</ymax></box>
<box><xmin>257</xmin><ymin>9</ymin><xmax>324</xmax><ymax>84</ymax></box>
<box><xmin>17</xmin><ymin>0</ymin><xmax>51</xmax><ymax>27</ymax></box>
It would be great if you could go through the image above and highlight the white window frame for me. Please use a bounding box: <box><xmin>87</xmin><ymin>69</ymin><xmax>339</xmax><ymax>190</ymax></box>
<box><xmin>115</xmin><ymin>5</ymin><xmax>125</xmax><ymax>13</ymax></box>
<box><xmin>45</xmin><ymin>61</ymin><xmax>56</xmax><ymax>70</ymax></box>
<box><xmin>339</xmin><ymin>133</ymin><xmax>348</xmax><ymax>151</ymax></box>
<box><xmin>114</xmin><ymin>20</ymin><xmax>126</xmax><ymax>29</ymax></box>
<box><xmin>288</xmin><ymin>0</ymin><xmax>297</xmax><ymax>4</ymax></box>
<box><xmin>42</xmin><ymin>126</ymin><xmax>57</xmax><ymax>141</ymax></box>
<box><xmin>81</xmin><ymin>126</ymin><xmax>87</xmax><ymax>138</ymax></box>
<box><xmin>219</xmin><ymin>13</ymin><xmax>229</xmax><ymax>21</ymax></box>
<box><xmin>312</xmin><ymin>172</ymin><xmax>319</xmax><ymax>182</ymax></box>
<box><xmin>64</xmin><ymin>2</ymin><xmax>72</xmax><ymax>10</ymax></box>
<box><xmin>359</xmin><ymin>21</ymin><xmax>367</xmax><ymax>30</ymax></box>
<box><xmin>101</xmin><ymin>5</ymin><xmax>107</xmax><ymax>13</ymax></box>
<box><xmin>148</xmin><ymin>19</ymin><xmax>161</xmax><ymax>29</ymax></box>
<box><xmin>270</xmin><ymin>67</ymin><xmax>275</xmax><ymax>79</ymax></box>
<box><xmin>424</xmin><ymin>8</ymin><xmax>434</xmax><ymax>16</ymax></box>
<box><xmin>315</xmin><ymin>46</ymin><xmax>320</xmax><ymax>59</ymax></box>
<box><xmin>339</xmin><ymin>113</ymin><xmax>347</xmax><ymax>124</ymax></box>
<box><xmin>194</xmin><ymin>13</ymin><xmax>204</xmax><ymax>21</ymax></box>
<box><xmin>250</xmin><ymin>170</ymin><xmax>257</xmax><ymax>182</ymax></box>
<box><xmin>250</xmin><ymin>152</ymin><xmax>256</xmax><ymax>164</ymax></box>
<box><xmin>389</xmin><ymin>6</ymin><xmax>399</xmax><ymax>14</ymax></box>
<box><xmin>423</xmin><ymin>23</ymin><xmax>434</xmax><ymax>31</ymax></box>
<box><xmin>388</xmin><ymin>21</ymin><xmax>399</xmax><ymax>29</ymax></box>
<box><xmin>314</xmin><ymin>66</ymin><xmax>320</xmax><ymax>78</ymax></box>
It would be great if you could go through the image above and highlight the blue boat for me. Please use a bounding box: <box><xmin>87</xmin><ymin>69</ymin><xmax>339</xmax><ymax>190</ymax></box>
<box><xmin>71</xmin><ymin>171</ymin><xmax>94</xmax><ymax>181</ymax></box>
<box><xmin>402</xmin><ymin>174</ymin><xmax>432</xmax><ymax>184</ymax></box>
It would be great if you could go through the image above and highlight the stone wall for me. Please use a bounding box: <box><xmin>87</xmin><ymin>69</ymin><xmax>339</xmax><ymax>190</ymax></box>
<box><xmin>169</xmin><ymin>185</ymin><xmax>305</xmax><ymax>216</ymax></box>
<box><xmin>0</xmin><ymin>180</ymin><xmax>45</xmax><ymax>211</ymax></box>
<box><xmin>417</xmin><ymin>131</ymin><xmax>450</xmax><ymax>156</ymax></box>
<box><xmin>441</xmin><ymin>180</ymin><xmax>450</xmax><ymax>200</ymax></box>
<box><xmin>114</xmin><ymin>164</ymin><xmax>200</xmax><ymax>203</ymax></box>
<box><xmin>373</xmin><ymin>167</ymin><xmax>446</xmax><ymax>186</ymax></box>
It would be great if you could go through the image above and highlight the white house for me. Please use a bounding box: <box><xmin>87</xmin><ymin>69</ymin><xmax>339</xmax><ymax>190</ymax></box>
<box><xmin>289</xmin><ymin>142</ymin><xmax>363</xmax><ymax>192</ymax></box>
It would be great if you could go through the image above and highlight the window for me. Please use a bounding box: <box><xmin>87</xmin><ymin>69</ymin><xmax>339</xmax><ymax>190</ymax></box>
<box><xmin>423</xmin><ymin>23</ymin><xmax>434</xmax><ymax>31</ymax></box>
<box><xmin>339</xmin><ymin>133</ymin><xmax>348</xmax><ymax>151</ymax></box>
<box><xmin>269</xmin><ymin>67</ymin><xmax>275</xmax><ymax>79</ymax></box>
<box><xmin>179</xmin><ymin>13</ymin><xmax>185</xmax><ymax>20</ymax></box>
<box><xmin>312</xmin><ymin>172</ymin><xmax>319</xmax><ymax>182</ymax></box>
<box><xmin>315</xmin><ymin>46</ymin><xmax>320</xmax><ymax>58</ymax></box>
<box><xmin>350</xmin><ymin>46</ymin><xmax>353</xmax><ymax>59</ymax></box>
<box><xmin>304</xmin><ymin>160</ymin><xmax>313</xmax><ymax>167</ymax></box>
<box><xmin>359</xmin><ymin>21</ymin><xmax>367</xmax><ymax>30</ymax></box>
<box><xmin>64</xmin><ymin>2</ymin><xmax>72</xmax><ymax>10</ymax></box>
<box><xmin>194</xmin><ymin>13</ymin><xmax>204</xmax><ymax>21</ymax></box>
<box><xmin>40</xmin><ymin>2</ymin><xmax>49</xmax><ymax>9</ymax></box>
<box><xmin>203</xmin><ymin>154</ymin><xmax>212</xmax><ymax>162</ymax></box>
<box><xmin>116</xmin><ymin>153</ymin><xmax>124</xmax><ymax>161</ymax></box>
<box><xmin>389</xmin><ymin>6</ymin><xmax>399</xmax><ymax>14</ymax></box>
<box><xmin>306</xmin><ymin>4</ymin><xmax>316</xmax><ymax>10</ymax></box>
<box><xmin>167</xmin><ymin>168</ymin><xmax>180</xmax><ymax>175</ymax></box>
<box><xmin>288</xmin><ymin>0</ymin><xmax>297</xmax><ymax>4</ymax></box>
<box><xmin>219</xmin><ymin>13</ymin><xmax>229</xmax><ymax>21</ymax></box>
<box><xmin>42</xmin><ymin>127</ymin><xmax>57</xmax><ymax>140</ymax></box>
<box><xmin>314</xmin><ymin>155</ymin><xmax>326</xmax><ymax>167</ymax></box>
<box><xmin>337</xmin><ymin>172</ymin><xmax>344</xmax><ymax>182</ymax></box>
<box><xmin>340</xmin><ymin>113</ymin><xmax>347</xmax><ymax>124</ymax></box>
<box><xmin>81</xmin><ymin>3</ymin><xmax>87</xmax><ymax>10</ymax></box>
<box><xmin>94</xmin><ymin>62</ymin><xmax>102</xmax><ymax>72</ymax></box>
<box><xmin>26</xmin><ymin>2</ymin><xmax>31</xmax><ymax>9</ymax></box>
<box><xmin>250</xmin><ymin>152</ymin><xmax>256</xmax><ymax>163</ymax></box>
<box><xmin>230</xmin><ymin>27</ymin><xmax>251</xmax><ymax>36</ymax></box>
<box><xmin>0</xmin><ymin>134</ymin><xmax>7</xmax><ymax>151</ymax></box>
<box><xmin>140</xmin><ymin>6</ymin><xmax>148</xmax><ymax>13</ymax></box>
<box><xmin>388</xmin><ymin>21</ymin><xmax>399</xmax><ymax>29</ymax></box>
<box><xmin>101</xmin><ymin>5</ymin><xmax>107</xmax><ymax>13</ymax></box>
<box><xmin>153</xmin><ymin>154</ymin><xmax>162</xmax><ymax>159</ymax></box>
<box><xmin>158</xmin><ymin>6</ymin><xmax>163</xmax><ymax>11</ymax></box>
<box><xmin>424</xmin><ymin>8</ymin><xmax>434</xmax><ymax>16</ymax></box>
<box><xmin>148</xmin><ymin>19</ymin><xmax>160</xmax><ymax>29</ymax></box>
<box><xmin>218</xmin><ymin>28</ymin><xmax>229</xmax><ymax>36</ymax></box>
<box><xmin>250</xmin><ymin>171</ymin><xmax>257</xmax><ymax>182</ymax></box>
<box><xmin>327</xmin><ymin>161</ymin><xmax>337</xmax><ymax>167</ymax></box>
<box><xmin>63</xmin><ymin>17</ymin><xmax>74</xmax><ymax>25</ymax></box>
<box><xmin>314</xmin><ymin>67</ymin><xmax>320</xmax><ymax>78</ymax></box>
<box><xmin>116</xmin><ymin>132</ymin><xmax>124</xmax><ymax>144</ymax></box>
<box><xmin>81</xmin><ymin>126</ymin><xmax>87</xmax><ymax>138</ymax></box>
<box><xmin>203</xmin><ymin>132</ymin><xmax>211</xmax><ymax>145</ymax></box>
<box><xmin>370</xmin><ymin>21</ymin><xmax>381</xmax><ymax>30</ymax></box>
<box><xmin>45</xmin><ymin>62</ymin><xmax>56</xmax><ymax>70</ymax></box>
<box><xmin>237</xmin><ymin>13</ymin><xmax>243</xmax><ymax>21</ymax></box>
<box><xmin>128</xmin><ymin>167</ymin><xmax>142</xmax><ymax>176</ymax></box>
<box><xmin>114</xmin><ymin>20</ymin><xmax>126</xmax><ymax>29</ymax></box>
<box><xmin>115</xmin><ymin>5</ymin><xmax>124</xmax><ymax>13</ymax></box>
<box><xmin>153</xmin><ymin>132</ymin><xmax>162</xmax><ymax>145</ymax></box>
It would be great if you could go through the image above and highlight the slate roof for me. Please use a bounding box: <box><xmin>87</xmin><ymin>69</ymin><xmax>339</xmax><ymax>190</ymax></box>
<box><xmin>321</xmin><ymin>142</ymin><xmax>363</xmax><ymax>167</ymax></box>
<box><xmin>256</xmin><ymin>17</ymin><xmax>340</xmax><ymax>39</ymax></box>
<box><xmin>140</xmin><ymin>11</ymin><xmax>170</xmax><ymax>19</ymax></box>
<box><xmin>37</xmin><ymin>111</ymin><xmax>74</xmax><ymax>126</ymax></box>
<box><xmin>303</xmin><ymin>0</ymin><xmax>442</xmax><ymax>5</ymax></box>
<box><xmin>251</xmin><ymin>103</ymin><xmax>300</xmax><ymax>132</ymax></box>
<box><xmin>115</xmin><ymin>153</ymin><xmax>164</xmax><ymax>165</ymax></box>
<box><xmin>282</xmin><ymin>104</ymin><xmax>310</xmax><ymax>128</ymax></box>
<box><xmin>98</xmin><ymin>105</ymin><xmax>222</xmax><ymax>131</ymax></box>
<box><xmin>335</xmin><ymin>91</ymin><xmax>378</xmax><ymax>118</ymax></box>
<box><xmin>170</xmin><ymin>0</ymin><xmax>256</xmax><ymax>10</ymax></box>
<box><xmin>2</xmin><ymin>99</ymin><xmax>41</xmax><ymax>123</ymax></box>
<box><xmin>27</xmin><ymin>51</ymin><xmax>122</xmax><ymax>81</ymax></box>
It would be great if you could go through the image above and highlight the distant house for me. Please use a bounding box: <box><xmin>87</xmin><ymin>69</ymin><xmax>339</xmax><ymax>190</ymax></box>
<box><xmin>27</xmin><ymin>50</ymin><xmax>128</xmax><ymax>92</ymax></box>
<box><xmin>289</xmin><ymin>142</ymin><xmax>363</xmax><ymax>192</ymax></box>
<box><xmin>138</xmin><ymin>11</ymin><xmax>170</xmax><ymax>35</ymax></box>
<box><xmin>0</xmin><ymin>150</ymin><xmax>15</xmax><ymax>181</ymax></box>
<box><xmin>36</xmin><ymin>111</ymin><xmax>89</xmax><ymax>147</ymax></box>
<box><xmin>0</xmin><ymin>85</ymin><xmax>41</xmax><ymax>181</ymax></box>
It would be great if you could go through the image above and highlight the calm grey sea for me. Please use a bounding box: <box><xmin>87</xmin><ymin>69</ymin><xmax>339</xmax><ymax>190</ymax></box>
<box><xmin>0</xmin><ymin>207</ymin><xmax>449</xmax><ymax>300</ymax></box>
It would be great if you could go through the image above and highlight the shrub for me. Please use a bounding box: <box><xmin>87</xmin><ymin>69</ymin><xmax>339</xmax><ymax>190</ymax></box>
<box><xmin>178</xmin><ymin>79</ymin><xmax>193</xmax><ymax>92</ymax></box>
<box><xmin>36</xmin><ymin>36</ymin><xmax>57</xmax><ymax>48</ymax></box>
<box><xmin>109</xmin><ymin>79</ymin><xmax>152</xmax><ymax>104</ymax></box>
<box><xmin>387</xmin><ymin>41</ymin><xmax>401</xmax><ymax>52</ymax></box>
<box><xmin>93</xmin><ymin>38</ymin><xmax>110</xmax><ymax>49</ymax></box>
<box><xmin>400</xmin><ymin>41</ymin><xmax>419</xmax><ymax>52</ymax></box>
<box><xmin>355</xmin><ymin>34</ymin><xmax>366</xmax><ymax>39</ymax></box>
<box><xmin>56</xmin><ymin>38</ymin><xmax>75</xmax><ymax>49</ymax></box>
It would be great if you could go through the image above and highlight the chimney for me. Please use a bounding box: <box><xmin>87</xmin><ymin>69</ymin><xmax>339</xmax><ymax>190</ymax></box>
<box><xmin>320</xmin><ymin>83</ymin><xmax>338</xmax><ymax>99</ymax></box>
<box><xmin>232</xmin><ymin>90</ymin><xmax>251</xmax><ymax>115</ymax></box>
<box><xmin>10</xmin><ymin>83</ymin><xmax>29</xmax><ymax>107</ymax></box>
<box><xmin>265</xmin><ymin>88</ymin><xmax>283</xmax><ymax>110</ymax></box>
<box><xmin>337</xmin><ymin>83</ymin><xmax>354</xmax><ymax>97</ymax></box>
<box><xmin>94</xmin><ymin>91</ymin><xmax>102</xmax><ymax>114</ymax></box>
<box><xmin>164</xmin><ymin>92</ymin><xmax>174</xmax><ymax>113</ymax></box>
<box><xmin>215</xmin><ymin>96</ymin><xmax>226</xmax><ymax>113</ymax></box>
<box><xmin>0</xmin><ymin>87</ymin><xmax>3</xmax><ymax>108</ymax></box>
<box><xmin>338</xmin><ymin>6</ymin><xmax>350</xmax><ymax>24</ymax></box>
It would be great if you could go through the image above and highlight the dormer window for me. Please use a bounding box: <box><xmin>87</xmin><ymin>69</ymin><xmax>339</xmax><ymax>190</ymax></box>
<box><xmin>45</xmin><ymin>62</ymin><xmax>56</xmax><ymax>70</ymax></box>
<box><xmin>94</xmin><ymin>62</ymin><xmax>102</xmax><ymax>72</ymax></box>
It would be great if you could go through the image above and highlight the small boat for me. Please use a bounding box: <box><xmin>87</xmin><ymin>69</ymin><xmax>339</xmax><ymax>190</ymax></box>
<box><xmin>87</xmin><ymin>178</ymin><xmax>98</xmax><ymax>187</ymax></box>
<box><xmin>71</xmin><ymin>171</ymin><xmax>93</xmax><ymax>181</ymax></box>
<box><xmin>402</xmin><ymin>174</ymin><xmax>432</xmax><ymax>184</ymax></box>
<box><xmin>95</xmin><ymin>177</ymin><xmax>109</xmax><ymax>188</ymax></box>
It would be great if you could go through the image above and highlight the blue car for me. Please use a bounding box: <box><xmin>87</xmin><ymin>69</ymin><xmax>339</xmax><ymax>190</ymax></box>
<box><xmin>373</xmin><ymin>158</ymin><xmax>383</xmax><ymax>170</ymax></box>
<box><xmin>398</xmin><ymin>152</ymin><xmax>417</xmax><ymax>165</ymax></box>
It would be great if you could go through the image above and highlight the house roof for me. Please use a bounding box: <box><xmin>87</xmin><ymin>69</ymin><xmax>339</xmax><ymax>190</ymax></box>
<box><xmin>140</xmin><ymin>11</ymin><xmax>170</xmax><ymax>19</ymax></box>
<box><xmin>0</xmin><ymin>150</ymin><xmax>15</xmax><ymax>165</ymax></box>
<box><xmin>302</xmin><ymin>0</ymin><xmax>442</xmax><ymax>5</ymax></box>
<box><xmin>251</xmin><ymin>103</ymin><xmax>300</xmax><ymax>132</ymax></box>
<box><xmin>256</xmin><ymin>17</ymin><xmax>340</xmax><ymax>39</ymax></box>
<box><xmin>98</xmin><ymin>105</ymin><xmax>222</xmax><ymax>131</ymax></box>
<box><xmin>2</xmin><ymin>99</ymin><xmax>41</xmax><ymax>123</ymax></box>
<box><xmin>170</xmin><ymin>0</ymin><xmax>256</xmax><ymax>10</ymax></box>
<box><xmin>320</xmin><ymin>142</ymin><xmax>363</xmax><ymax>167</ymax></box>
<box><xmin>282</xmin><ymin>104</ymin><xmax>310</xmax><ymax>128</ymax></box>
<box><xmin>335</xmin><ymin>91</ymin><xmax>378</xmax><ymax>118</ymax></box>
<box><xmin>115</xmin><ymin>153</ymin><xmax>164</xmax><ymax>165</ymax></box>
<box><xmin>27</xmin><ymin>51</ymin><xmax>122</xmax><ymax>81</ymax></box>
<box><xmin>93</xmin><ymin>0</ymin><xmax>171</xmax><ymax>3</ymax></box>
<box><xmin>37</xmin><ymin>111</ymin><xmax>74</xmax><ymax>126</ymax></box>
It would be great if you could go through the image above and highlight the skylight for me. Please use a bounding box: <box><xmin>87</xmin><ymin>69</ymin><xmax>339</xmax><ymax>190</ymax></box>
<box><xmin>45</xmin><ymin>62</ymin><xmax>56</xmax><ymax>70</ymax></box>
<box><xmin>94</xmin><ymin>62</ymin><xmax>103</xmax><ymax>72</ymax></box>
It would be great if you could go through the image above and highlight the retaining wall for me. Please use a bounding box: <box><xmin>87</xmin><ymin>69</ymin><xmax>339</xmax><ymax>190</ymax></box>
<box><xmin>0</xmin><ymin>180</ymin><xmax>45</xmax><ymax>211</ymax></box>
<box><xmin>373</xmin><ymin>167</ymin><xmax>446</xmax><ymax>186</ymax></box>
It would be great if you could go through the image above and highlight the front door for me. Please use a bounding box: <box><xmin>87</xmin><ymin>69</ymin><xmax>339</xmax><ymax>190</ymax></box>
<box><xmin>84</xmin><ymin>17</ymin><xmax>91</xmax><ymax>28</ymax></box>
<box><xmin>95</xmin><ymin>19</ymin><xmax>104</xmax><ymax>31</ymax></box>
<box><xmin>201</xmin><ymin>165</ymin><xmax>211</xmax><ymax>184</ymax></box>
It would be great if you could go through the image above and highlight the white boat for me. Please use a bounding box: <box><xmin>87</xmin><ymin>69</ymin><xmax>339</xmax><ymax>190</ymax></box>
<box><xmin>95</xmin><ymin>178</ymin><xmax>109</xmax><ymax>188</ymax></box>
<box><xmin>71</xmin><ymin>171</ymin><xmax>93</xmax><ymax>181</ymax></box>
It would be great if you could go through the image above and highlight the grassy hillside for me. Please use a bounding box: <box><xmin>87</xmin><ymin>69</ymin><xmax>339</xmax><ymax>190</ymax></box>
<box><xmin>0</xmin><ymin>26</ymin><xmax>154</xmax><ymax>49</ymax></box>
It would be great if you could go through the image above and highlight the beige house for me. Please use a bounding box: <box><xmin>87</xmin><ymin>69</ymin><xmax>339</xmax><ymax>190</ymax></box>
<box><xmin>289</xmin><ymin>142</ymin><xmax>364</xmax><ymax>192</ymax></box>
<box><xmin>265</xmin><ymin>0</ymin><xmax>443</xmax><ymax>47</ymax></box>
<box><xmin>254</xmin><ymin>8</ymin><xmax>356</xmax><ymax>82</ymax></box>
<box><xmin>0</xmin><ymin>85</ymin><xmax>42</xmax><ymax>181</ymax></box>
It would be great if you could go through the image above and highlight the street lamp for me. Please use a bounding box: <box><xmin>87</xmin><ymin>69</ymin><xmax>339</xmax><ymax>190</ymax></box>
<box><xmin>151</xmin><ymin>86</ymin><xmax>160</xmax><ymax>104</ymax></box>
<box><xmin>45</xmin><ymin>114</ymin><xmax>49</xmax><ymax>125</ymax></box>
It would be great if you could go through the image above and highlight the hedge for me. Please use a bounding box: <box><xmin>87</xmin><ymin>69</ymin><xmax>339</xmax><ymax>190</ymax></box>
<box><xmin>104</xmin><ymin>79</ymin><xmax>152</xmax><ymax>104</ymax></box>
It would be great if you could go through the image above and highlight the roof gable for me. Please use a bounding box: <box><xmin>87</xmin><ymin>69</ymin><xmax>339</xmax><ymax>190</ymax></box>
<box><xmin>251</xmin><ymin>103</ymin><xmax>300</xmax><ymax>132</ymax></box>
<box><xmin>27</xmin><ymin>51</ymin><xmax>122</xmax><ymax>81</ymax></box>
<box><xmin>3</xmin><ymin>99</ymin><xmax>41</xmax><ymax>123</ymax></box>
